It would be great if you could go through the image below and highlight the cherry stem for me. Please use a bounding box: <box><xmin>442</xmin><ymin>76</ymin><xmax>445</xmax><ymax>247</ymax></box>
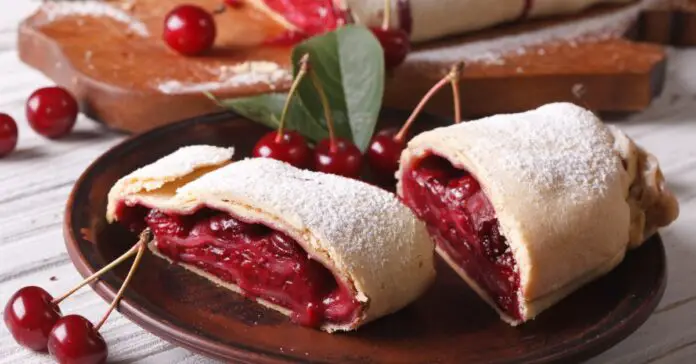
<box><xmin>451</xmin><ymin>63</ymin><xmax>463</xmax><ymax>123</ymax></box>
<box><xmin>308</xmin><ymin>66</ymin><xmax>337</xmax><ymax>153</ymax></box>
<box><xmin>94</xmin><ymin>229</ymin><xmax>151</xmax><ymax>331</ymax></box>
<box><xmin>395</xmin><ymin>62</ymin><xmax>465</xmax><ymax>142</ymax></box>
<box><xmin>382</xmin><ymin>0</ymin><xmax>391</xmax><ymax>30</ymax></box>
<box><xmin>52</xmin><ymin>241</ymin><xmax>142</xmax><ymax>305</ymax></box>
<box><xmin>276</xmin><ymin>54</ymin><xmax>310</xmax><ymax>143</ymax></box>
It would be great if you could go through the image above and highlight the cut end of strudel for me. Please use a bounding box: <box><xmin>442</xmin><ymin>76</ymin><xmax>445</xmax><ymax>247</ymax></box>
<box><xmin>396</xmin><ymin>102</ymin><xmax>679</xmax><ymax>325</ymax></box>
<box><xmin>106</xmin><ymin>146</ymin><xmax>435</xmax><ymax>332</ymax></box>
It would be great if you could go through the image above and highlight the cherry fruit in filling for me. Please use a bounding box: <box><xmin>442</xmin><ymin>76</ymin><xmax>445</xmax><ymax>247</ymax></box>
<box><xmin>371</xmin><ymin>28</ymin><xmax>410</xmax><ymax>69</ymax></box>
<box><xmin>4</xmin><ymin>286</ymin><xmax>62</xmax><ymax>351</ymax></box>
<box><xmin>253</xmin><ymin>131</ymin><xmax>312</xmax><ymax>168</ymax></box>
<box><xmin>400</xmin><ymin>155</ymin><xmax>522</xmax><ymax>319</ymax></box>
<box><xmin>48</xmin><ymin>315</ymin><xmax>108</xmax><ymax>364</ymax></box>
<box><xmin>314</xmin><ymin>138</ymin><xmax>362</xmax><ymax>178</ymax></box>
<box><xmin>26</xmin><ymin>87</ymin><xmax>78</xmax><ymax>139</ymax></box>
<box><xmin>0</xmin><ymin>113</ymin><xmax>18</xmax><ymax>157</ymax></box>
<box><xmin>118</xmin><ymin>207</ymin><xmax>360</xmax><ymax>328</ymax></box>
<box><xmin>163</xmin><ymin>5</ymin><xmax>217</xmax><ymax>56</ymax></box>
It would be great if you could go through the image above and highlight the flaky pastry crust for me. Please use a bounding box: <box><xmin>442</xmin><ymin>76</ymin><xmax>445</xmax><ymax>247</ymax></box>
<box><xmin>107</xmin><ymin>150</ymin><xmax>435</xmax><ymax>332</ymax></box>
<box><xmin>396</xmin><ymin>103</ymin><xmax>679</xmax><ymax>325</ymax></box>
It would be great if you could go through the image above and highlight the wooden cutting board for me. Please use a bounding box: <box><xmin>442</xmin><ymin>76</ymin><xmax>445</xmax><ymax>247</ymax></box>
<box><xmin>17</xmin><ymin>0</ymin><xmax>696</xmax><ymax>132</ymax></box>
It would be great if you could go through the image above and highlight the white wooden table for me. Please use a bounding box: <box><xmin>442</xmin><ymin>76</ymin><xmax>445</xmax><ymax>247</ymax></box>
<box><xmin>1</xmin><ymin>2</ymin><xmax>695</xmax><ymax>363</ymax></box>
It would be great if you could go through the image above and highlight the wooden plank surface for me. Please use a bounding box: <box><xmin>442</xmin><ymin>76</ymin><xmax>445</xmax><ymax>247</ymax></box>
<box><xmin>1</xmin><ymin>1</ymin><xmax>695</xmax><ymax>363</ymax></box>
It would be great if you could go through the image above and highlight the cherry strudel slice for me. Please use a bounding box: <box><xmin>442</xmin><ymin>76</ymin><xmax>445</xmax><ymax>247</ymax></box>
<box><xmin>396</xmin><ymin>102</ymin><xmax>679</xmax><ymax>325</ymax></box>
<box><xmin>107</xmin><ymin>149</ymin><xmax>434</xmax><ymax>332</ymax></box>
<box><xmin>249</xmin><ymin>0</ymin><xmax>636</xmax><ymax>43</ymax></box>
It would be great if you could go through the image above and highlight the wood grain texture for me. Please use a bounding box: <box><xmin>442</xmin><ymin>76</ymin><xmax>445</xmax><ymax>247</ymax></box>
<box><xmin>14</xmin><ymin>0</ymin><xmax>672</xmax><ymax>133</ymax></box>
<box><xmin>1</xmin><ymin>1</ymin><xmax>696</xmax><ymax>363</ymax></box>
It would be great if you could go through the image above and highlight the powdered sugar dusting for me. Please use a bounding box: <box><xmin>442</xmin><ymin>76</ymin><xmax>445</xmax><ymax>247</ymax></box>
<box><xmin>177</xmin><ymin>158</ymin><xmax>434</xmax><ymax>319</ymax></box>
<box><xmin>456</xmin><ymin>103</ymin><xmax>621</xmax><ymax>202</ymax></box>
<box><xmin>180</xmin><ymin>158</ymin><xmax>425</xmax><ymax>261</ymax></box>
<box><xmin>42</xmin><ymin>0</ymin><xmax>149</xmax><ymax>37</ymax></box>
<box><xmin>156</xmin><ymin>62</ymin><xmax>292</xmax><ymax>94</ymax></box>
<box><xmin>410</xmin><ymin>0</ymin><xmax>663</xmax><ymax>64</ymax></box>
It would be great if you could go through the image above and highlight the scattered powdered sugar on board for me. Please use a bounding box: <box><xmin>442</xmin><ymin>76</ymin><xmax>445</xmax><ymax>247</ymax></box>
<box><xmin>156</xmin><ymin>61</ymin><xmax>292</xmax><ymax>94</ymax></box>
<box><xmin>410</xmin><ymin>0</ymin><xmax>664</xmax><ymax>64</ymax></box>
<box><xmin>42</xmin><ymin>0</ymin><xmax>149</xmax><ymax>37</ymax></box>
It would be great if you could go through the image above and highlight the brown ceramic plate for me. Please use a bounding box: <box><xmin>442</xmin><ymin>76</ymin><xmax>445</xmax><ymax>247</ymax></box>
<box><xmin>64</xmin><ymin>110</ymin><xmax>666</xmax><ymax>364</ymax></box>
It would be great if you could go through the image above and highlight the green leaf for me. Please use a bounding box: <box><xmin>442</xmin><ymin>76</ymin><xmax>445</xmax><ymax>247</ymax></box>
<box><xmin>292</xmin><ymin>25</ymin><xmax>385</xmax><ymax>152</ymax></box>
<box><xmin>216</xmin><ymin>93</ymin><xmax>328</xmax><ymax>143</ymax></box>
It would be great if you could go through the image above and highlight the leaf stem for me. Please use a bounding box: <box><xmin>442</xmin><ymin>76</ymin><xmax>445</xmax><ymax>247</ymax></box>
<box><xmin>276</xmin><ymin>54</ymin><xmax>311</xmax><ymax>143</ymax></box>
<box><xmin>52</xmin><ymin>241</ymin><xmax>141</xmax><ymax>305</ymax></box>
<box><xmin>203</xmin><ymin>91</ymin><xmax>225</xmax><ymax>108</ymax></box>
<box><xmin>95</xmin><ymin>229</ymin><xmax>152</xmax><ymax>331</ymax></box>
<box><xmin>308</xmin><ymin>65</ymin><xmax>337</xmax><ymax>153</ymax></box>
<box><xmin>382</xmin><ymin>0</ymin><xmax>391</xmax><ymax>30</ymax></box>
<box><xmin>395</xmin><ymin>62</ymin><xmax>465</xmax><ymax>142</ymax></box>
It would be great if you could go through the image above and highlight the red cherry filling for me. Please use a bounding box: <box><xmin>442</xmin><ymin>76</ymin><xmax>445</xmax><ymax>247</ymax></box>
<box><xmin>115</xmin><ymin>205</ymin><xmax>360</xmax><ymax>327</ymax></box>
<box><xmin>261</xmin><ymin>0</ymin><xmax>349</xmax><ymax>45</ymax></box>
<box><xmin>400</xmin><ymin>155</ymin><xmax>522</xmax><ymax>320</ymax></box>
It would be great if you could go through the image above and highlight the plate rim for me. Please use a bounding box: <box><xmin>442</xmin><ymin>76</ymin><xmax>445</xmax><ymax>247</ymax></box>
<box><xmin>63</xmin><ymin>111</ymin><xmax>667</xmax><ymax>364</ymax></box>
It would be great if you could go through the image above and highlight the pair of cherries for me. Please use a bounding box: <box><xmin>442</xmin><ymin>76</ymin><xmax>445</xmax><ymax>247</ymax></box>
<box><xmin>162</xmin><ymin>3</ymin><xmax>410</xmax><ymax>69</ymax></box>
<box><xmin>254</xmin><ymin>131</ymin><xmax>363</xmax><ymax>178</ymax></box>
<box><xmin>0</xmin><ymin>87</ymin><xmax>79</xmax><ymax>158</ymax></box>
<box><xmin>4</xmin><ymin>231</ymin><xmax>150</xmax><ymax>364</ymax></box>
<box><xmin>4</xmin><ymin>287</ymin><xmax>107</xmax><ymax>363</ymax></box>
<box><xmin>252</xmin><ymin>54</ymin><xmax>364</xmax><ymax>179</ymax></box>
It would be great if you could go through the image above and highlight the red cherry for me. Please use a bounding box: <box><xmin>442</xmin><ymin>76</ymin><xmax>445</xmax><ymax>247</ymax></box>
<box><xmin>370</xmin><ymin>28</ymin><xmax>410</xmax><ymax>69</ymax></box>
<box><xmin>48</xmin><ymin>315</ymin><xmax>108</xmax><ymax>364</ymax></box>
<box><xmin>3</xmin><ymin>286</ymin><xmax>62</xmax><ymax>351</ymax></box>
<box><xmin>26</xmin><ymin>87</ymin><xmax>78</xmax><ymax>139</ymax></box>
<box><xmin>314</xmin><ymin>138</ymin><xmax>363</xmax><ymax>178</ymax></box>
<box><xmin>163</xmin><ymin>5</ymin><xmax>216</xmax><ymax>56</ymax></box>
<box><xmin>367</xmin><ymin>128</ymin><xmax>405</xmax><ymax>178</ymax></box>
<box><xmin>253</xmin><ymin>131</ymin><xmax>312</xmax><ymax>168</ymax></box>
<box><xmin>0</xmin><ymin>113</ymin><xmax>18</xmax><ymax>157</ymax></box>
